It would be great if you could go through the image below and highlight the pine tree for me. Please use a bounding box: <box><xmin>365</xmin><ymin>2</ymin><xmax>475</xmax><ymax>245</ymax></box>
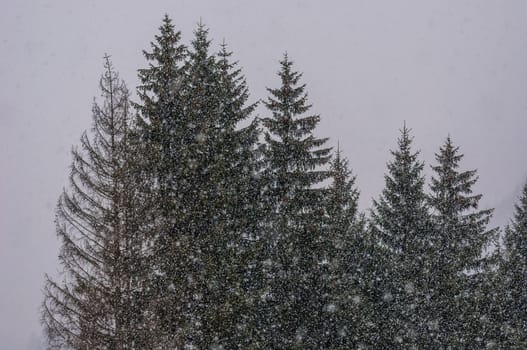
<box><xmin>176</xmin><ymin>26</ymin><xmax>260</xmax><ymax>347</ymax></box>
<box><xmin>501</xmin><ymin>180</ymin><xmax>527</xmax><ymax>348</ymax></box>
<box><xmin>261</xmin><ymin>54</ymin><xmax>332</xmax><ymax>348</ymax></box>
<box><xmin>428</xmin><ymin>136</ymin><xmax>499</xmax><ymax>348</ymax></box>
<box><xmin>370</xmin><ymin>125</ymin><xmax>432</xmax><ymax>348</ymax></box>
<box><xmin>42</xmin><ymin>56</ymin><xmax>151</xmax><ymax>349</ymax></box>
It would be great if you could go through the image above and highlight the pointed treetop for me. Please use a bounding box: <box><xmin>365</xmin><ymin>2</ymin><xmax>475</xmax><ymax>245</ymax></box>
<box><xmin>218</xmin><ymin>39</ymin><xmax>233</xmax><ymax>62</ymax></box>
<box><xmin>332</xmin><ymin>145</ymin><xmax>348</xmax><ymax>184</ymax></box>
<box><xmin>195</xmin><ymin>17</ymin><xmax>209</xmax><ymax>37</ymax></box>
<box><xmin>391</xmin><ymin>123</ymin><xmax>421</xmax><ymax>167</ymax></box>
<box><xmin>159</xmin><ymin>14</ymin><xmax>176</xmax><ymax>36</ymax></box>
<box><xmin>329</xmin><ymin>144</ymin><xmax>359</xmax><ymax>221</ymax></box>
<box><xmin>102</xmin><ymin>53</ymin><xmax>114</xmax><ymax>79</ymax></box>
<box><xmin>334</xmin><ymin>141</ymin><xmax>343</xmax><ymax>170</ymax></box>
<box><xmin>190</xmin><ymin>20</ymin><xmax>212</xmax><ymax>56</ymax></box>
<box><xmin>277</xmin><ymin>52</ymin><xmax>302</xmax><ymax>85</ymax></box>
<box><xmin>434</xmin><ymin>136</ymin><xmax>465</xmax><ymax>172</ymax></box>
<box><xmin>141</xmin><ymin>14</ymin><xmax>185</xmax><ymax>65</ymax></box>
<box><xmin>400</xmin><ymin>122</ymin><xmax>411</xmax><ymax>143</ymax></box>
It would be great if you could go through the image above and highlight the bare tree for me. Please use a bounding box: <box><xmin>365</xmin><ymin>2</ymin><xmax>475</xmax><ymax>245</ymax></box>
<box><xmin>42</xmin><ymin>56</ymin><xmax>153</xmax><ymax>350</ymax></box>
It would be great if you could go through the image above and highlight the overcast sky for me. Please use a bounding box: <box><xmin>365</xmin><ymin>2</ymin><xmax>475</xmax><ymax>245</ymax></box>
<box><xmin>2</xmin><ymin>1</ymin><xmax>527</xmax><ymax>348</ymax></box>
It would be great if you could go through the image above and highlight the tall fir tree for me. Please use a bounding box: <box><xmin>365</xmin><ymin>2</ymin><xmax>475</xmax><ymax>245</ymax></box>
<box><xmin>134</xmin><ymin>15</ymin><xmax>188</xmax><ymax>346</ymax></box>
<box><xmin>428</xmin><ymin>136</ymin><xmax>499</xmax><ymax>348</ymax></box>
<box><xmin>370</xmin><ymin>125</ymin><xmax>432</xmax><ymax>348</ymax></box>
<box><xmin>136</xmin><ymin>18</ymin><xmax>262</xmax><ymax>348</ymax></box>
<box><xmin>167</xmin><ymin>23</ymin><xmax>221</xmax><ymax>347</ymax></box>
<box><xmin>42</xmin><ymin>57</ymin><xmax>152</xmax><ymax>349</ymax></box>
<box><xmin>501</xmin><ymin>180</ymin><xmax>527</xmax><ymax>348</ymax></box>
<box><xmin>261</xmin><ymin>54</ymin><xmax>332</xmax><ymax>348</ymax></box>
<box><xmin>207</xmin><ymin>42</ymin><xmax>263</xmax><ymax>349</ymax></box>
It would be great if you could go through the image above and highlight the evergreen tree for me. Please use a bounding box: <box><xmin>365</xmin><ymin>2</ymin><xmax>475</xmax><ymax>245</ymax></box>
<box><xmin>428</xmin><ymin>136</ymin><xmax>499</xmax><ymax>348</ymax></box>
<box><xmin>370</xmin><ymin>125</ymin><xmax>432</xmax><ymax>348</ymax></box>
<box><xmin>162</xmin><ymin>23</ymin><xmax>221</xmax><ymax>347</ymax></box>
<box><xmin>320</xmin><ymin>145</ymin><xmax>372</xmax><ymax>348</ymax></box>
<box><xmin>134</xmin><ymin>15</ymin><xmax>189</xmax><ymax>347</ymax></box>
<box><xmin>175</xmin><ymin>27</ymin><xmax>260</xmax><ymax>347</ymax></box>
<box><xmin>137</xmin><ymin>18</ymin><xmax>260</xmax><ymax>347</ymax></box>
<box><xmin>135</xmin><ymin>17</ymin><xmax>262</xmax><ymax>348</ymax></box>
<box><xmin>261</xmin><ymin>54</ymin><xmax>332</xmax><ymax>348</ymax></box>
<box><xmin>42</xmin><ymin>56</ymin><xmax>151</xmax><ymax>349</ymax></box>
<box><xmin>501</xmin><ymin>180</ymin><xmax>527</xmax><ymax>348</ymax></box>
<box><xmin>205</xmin><ymin>42</ymin><xmax>263</xmax><ymax>349</ymax></box>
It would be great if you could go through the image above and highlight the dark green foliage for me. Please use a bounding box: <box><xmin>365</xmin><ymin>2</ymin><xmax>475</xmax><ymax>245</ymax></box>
<box><xmin>135</xmin><ymin>14</ymin><xmax>186</xmax><ymax>188</ymax></box>
<box><xmin>136</xmin><ymin>18</ymin><xmax>260</xmax><ymax>348</ymax></box>
<box><xmin>326</xmin><ymin>145</ymin><xmax>360</xmax><ymax>227</ymax></box>
<box><xmin>370</xmin><ymin>125</ymin><xmax>432</xmax><ymax>348</ymax></box>
<box><xmin>429</xmin><ymin>137</ymin><xmax>497</xmax><ymax>273</ymax></box>
<box><xmin>176</xmin><ymin>26</ymin><xmax>261</xmax><ymax>348</ymax></box>
<box><xmin>208</xmin><ymin>42</ymin><xmax>264</xmax><ymax>349</ymax></box>
<box><xmin>319</xmin><ymin>146</ymin><xmax>373</xmax><ymax>348</ymax></box>
<box><xmin>428</xmin><ymin>136</ymin><xmax>499</xmax><ymax>348</ymax></box>
<box><xmin>261</xmin><ymin>54</ymin><xmax>332</xmax><ymax>348</ymax></box>
<box><xmin>134</xmin><ymin>15</ymin><xmax>188</xmax><ymax>346</ymax></box>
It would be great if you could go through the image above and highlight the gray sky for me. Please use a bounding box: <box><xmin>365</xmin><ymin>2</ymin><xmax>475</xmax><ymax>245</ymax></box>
<box><xmin>2</xmin><ymin>0</ymin><xmax>527</xmax><ymax>348</ymax></box>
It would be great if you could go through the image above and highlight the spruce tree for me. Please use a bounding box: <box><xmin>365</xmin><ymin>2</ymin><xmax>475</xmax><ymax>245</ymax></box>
<box><xmin>428</xmin><ymin>136</ymin><xmax>499</xmax><ymax>348</ymax></box>
<box><xmin>135</xmin><ymin>17</ymin><xmax>261</xmax><ymax>348</ymax></box>
<box><xmin>207</xmin><ymin>42</ymin><xmax>263</xmax><ymax>349</ymax></box>
<box><xmin>261</xmin><ymin>54</ymin><xmax>332</xmax><ymax>348</ymax></box>
<box><xmin>42</xmin><ymin>56</ymin><xmax>151</xmax><ymax>349</ymax></box>
<box><xmin>134</xmin><ymin>15</ymin><xmax>190</xmax><ymax>347</ymax></box>
<box><xmin>501</xmin><ymin>180</ymin><xmax>527</xmax><ymax>348</ymax></box>
<box><xmin>320</xmin><ymin>146</ymin><xmax>372</xmax><ymax>348</ymax></box>
<box><xmin>176</xmin><ymin>26</ymin><xmax>260</xmax><ymax>347</ymax></box>
<box><xmin>370</xmin><ymin>125</ymin><xmax>432</xmax><ymax>348</ymax></box>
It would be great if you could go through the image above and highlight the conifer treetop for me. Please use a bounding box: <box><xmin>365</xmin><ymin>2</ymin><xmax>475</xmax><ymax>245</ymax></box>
<box><xmin>329</xmin><ymin>144</ymin><xmax>359</xmax><ymax>218</ymax></box>
<box><xmin>429</xmin><ymin>136</ymin><xmax>482</xmax><ymax>217</ymax></box>
<box><xmin>262</xmin><ymin>53</ymin><xmax>331</xmax><ymax>177</ymax></box>
<box><xmin>371</xmin><ymin>124</ymin><xmax>429</xmax><ymax>253</ymax></box>
<box><xmin>136</xmin><ymin>14</ymin><xmax>186</xmax><ymax>109</ymax></box>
